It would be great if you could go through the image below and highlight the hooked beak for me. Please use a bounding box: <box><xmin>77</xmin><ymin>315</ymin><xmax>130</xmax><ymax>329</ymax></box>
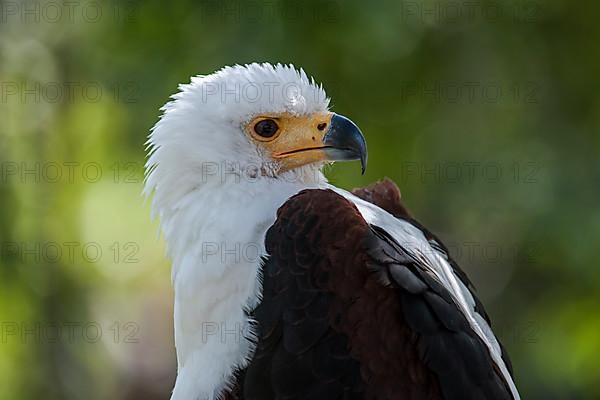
<box><xmin>322</xmin><ymin>113</ymin><xmax>368</xmax><ymax>174</ymax></box>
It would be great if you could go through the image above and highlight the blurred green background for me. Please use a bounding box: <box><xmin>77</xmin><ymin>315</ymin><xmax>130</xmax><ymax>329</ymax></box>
<box><xmin>1</xmin><ymin>0</ymin><xmax>598</xmax><ymax>399</ymax></box>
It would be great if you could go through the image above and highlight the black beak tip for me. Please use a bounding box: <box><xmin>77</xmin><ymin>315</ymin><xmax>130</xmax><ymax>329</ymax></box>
<box><xmin>361</xmin><ymin>149</ymin><xmax>368</xmax><ymax>175</ymax></box>
<box><xmin>325</xmin><ymin>113</ymin><xmax>368</xmax><ymax>175</ymax></box>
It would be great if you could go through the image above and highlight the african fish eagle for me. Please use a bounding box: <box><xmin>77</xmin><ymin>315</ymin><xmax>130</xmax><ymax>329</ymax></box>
<box><xmin>144</xmin><ymin>63</ymin><xmax>520</xmax><ymax>400</ymax></box>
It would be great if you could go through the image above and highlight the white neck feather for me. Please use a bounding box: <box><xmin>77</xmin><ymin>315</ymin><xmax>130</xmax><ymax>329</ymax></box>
<box><xmin>160</xmin><ymin>172</ymin><xmax>325</xmax><ymax>400</ymax></box>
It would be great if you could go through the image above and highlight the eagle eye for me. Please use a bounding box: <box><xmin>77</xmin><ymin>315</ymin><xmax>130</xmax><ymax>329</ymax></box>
<box><xmin>254</xmin><ymin>119</ymin><xmax>279</xmax><ymax>138</ymax></box>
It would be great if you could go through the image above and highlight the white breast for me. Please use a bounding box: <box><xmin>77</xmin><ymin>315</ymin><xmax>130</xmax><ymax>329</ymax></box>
<box><xmin>167</xmin><ymin>178</ymin><xmax>311</xmax><ymax>400</ymax></box>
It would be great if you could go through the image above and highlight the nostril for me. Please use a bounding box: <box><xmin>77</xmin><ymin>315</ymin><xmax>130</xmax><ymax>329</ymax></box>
<box><xmin>317</xmin><ymin>123</ymin><xmax>327</xmax><ymax>131</ymax></box>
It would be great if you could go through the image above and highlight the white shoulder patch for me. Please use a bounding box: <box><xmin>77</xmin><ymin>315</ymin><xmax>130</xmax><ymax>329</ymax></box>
<box><xmin>327</xmin><ymin>185</ymin><xmax>520</xmax><ymax>400</ymax></box>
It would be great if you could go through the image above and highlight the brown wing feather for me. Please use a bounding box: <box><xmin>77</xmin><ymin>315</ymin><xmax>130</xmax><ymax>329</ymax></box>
<box><xmin>231</xmin><ymin>186</ymin><xmax>514</xmax><ymax>400</ymax></box>
<box><xmin>238</xmin><ymin>189</ymin><xmax>442</xmax><ymax>400</ymax></box>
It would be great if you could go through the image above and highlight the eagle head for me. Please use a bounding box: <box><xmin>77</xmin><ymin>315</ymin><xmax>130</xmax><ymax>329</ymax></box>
<box><xmin>144</xmin><ymin>63</ymin><xmax>367</xmax><ymax>210</ymax></box>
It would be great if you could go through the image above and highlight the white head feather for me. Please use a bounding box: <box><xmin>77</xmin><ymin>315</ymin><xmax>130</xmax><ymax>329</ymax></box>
<box><xmin>145</xmin><ymin>63</ymin><xmax>329</xmax><ymax>217</ymax></box>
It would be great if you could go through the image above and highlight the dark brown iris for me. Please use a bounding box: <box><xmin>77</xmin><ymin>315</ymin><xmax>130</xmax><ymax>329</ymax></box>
<box><xmin>254</xmin><ymin>119</ymin><xmax>279</xmax><ymax>138</ymax></box>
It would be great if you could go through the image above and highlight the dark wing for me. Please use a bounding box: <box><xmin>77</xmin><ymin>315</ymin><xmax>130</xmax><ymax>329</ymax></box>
<box><xmin>352</xmin><ymin>179</ymin><xmax>514</xmax><ymax>377</ymax></box>
<box><xmin>228</xmin><ymin>187</ymin><xmax>515</xmax><ymax>400</ymax></box>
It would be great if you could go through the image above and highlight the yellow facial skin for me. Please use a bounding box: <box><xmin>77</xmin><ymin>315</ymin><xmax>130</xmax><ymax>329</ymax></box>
<box><xmin>245</xmin><ymin>112</ymin><xmax>335</xmax><ymax>173</ymax></box>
